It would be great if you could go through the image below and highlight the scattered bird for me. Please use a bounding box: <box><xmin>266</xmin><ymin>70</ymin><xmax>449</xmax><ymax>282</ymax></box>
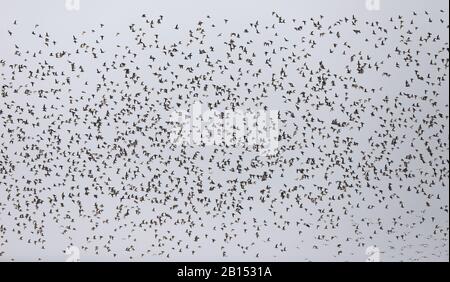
<box><xmin>0</xmin><ymin>10</ymin><xmax>448</xmax><ymax>262</ymax></box>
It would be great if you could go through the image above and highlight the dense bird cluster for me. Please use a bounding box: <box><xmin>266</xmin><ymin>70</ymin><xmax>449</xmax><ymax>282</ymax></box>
<box><xmin>0</xmin><ymin>11</ymin><xmax>448</xmax><ymax>261</ymax></box>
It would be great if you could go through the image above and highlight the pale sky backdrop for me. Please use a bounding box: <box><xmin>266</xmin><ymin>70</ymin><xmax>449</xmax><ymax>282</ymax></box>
<box><xmin>0</xmin><ymin>0</ymin><xmax>448</xmax><ymax>261</ymax></box>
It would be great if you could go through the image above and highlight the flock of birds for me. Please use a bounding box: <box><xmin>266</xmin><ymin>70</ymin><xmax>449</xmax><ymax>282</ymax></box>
<box><xmin>0</xmin><ymin>10</ymin><xmax>448</xmax><ymax>261</ymax></box>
